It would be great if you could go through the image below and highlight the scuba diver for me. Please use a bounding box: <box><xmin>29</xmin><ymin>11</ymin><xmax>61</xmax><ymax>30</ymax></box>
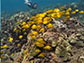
<box><xmin>25</xmin><ymin>0</ymin><xmax>37</xmax><ymax>9</ymax></box>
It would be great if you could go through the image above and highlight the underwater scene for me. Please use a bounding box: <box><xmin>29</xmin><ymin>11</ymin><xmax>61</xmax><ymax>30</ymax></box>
<box><xmin>1</xmin><ymin>0</ymin><xmax>84</xmax><ymax>63</ymax></box>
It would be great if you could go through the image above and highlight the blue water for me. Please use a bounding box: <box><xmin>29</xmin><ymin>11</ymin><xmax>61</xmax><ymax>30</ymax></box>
<box><xmin>1</xmin><ymin>0</ymin><xmax>79</xmax><ymax>12</ymax></box>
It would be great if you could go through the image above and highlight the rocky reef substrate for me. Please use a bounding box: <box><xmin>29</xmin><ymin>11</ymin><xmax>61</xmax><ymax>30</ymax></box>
<box><xmin>1</xmin><ymin>7</ymin><xmax>84</xmax><ymax>63</ymax></box>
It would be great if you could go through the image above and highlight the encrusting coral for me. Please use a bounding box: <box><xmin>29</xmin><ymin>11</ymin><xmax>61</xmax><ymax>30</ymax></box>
<box><xmin>1</xmin><ymin>7</ymin><xmax>84</xmax><ymax>63</ymax></box>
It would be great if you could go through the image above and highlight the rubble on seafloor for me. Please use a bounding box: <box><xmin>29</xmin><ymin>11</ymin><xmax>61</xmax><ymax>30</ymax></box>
<box><xmin>1</xmin><ymin>8</ymin><xmax>84</xmax><ymax>63</ymax></box>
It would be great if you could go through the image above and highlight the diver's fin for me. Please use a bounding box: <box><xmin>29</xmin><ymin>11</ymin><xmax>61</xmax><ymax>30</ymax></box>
<box><xmin>32</xmin><ymin>3</ymin><xmax>37</xmax><ymax>9</ymax></box>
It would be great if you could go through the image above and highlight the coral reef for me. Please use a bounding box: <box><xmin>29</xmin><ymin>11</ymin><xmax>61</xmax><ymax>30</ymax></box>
<box><xmin>13</xmin><ymin>17</ymin><xmax>84</xmax><ymax>63</ymax></box>
<box><xmin>1</xmin><ymin>7</ymin><xmax>84</xmax><ymax>63</ymax></box>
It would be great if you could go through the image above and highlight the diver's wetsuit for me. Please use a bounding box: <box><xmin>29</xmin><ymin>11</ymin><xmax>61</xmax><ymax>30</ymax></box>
<box><xmin>27</xmin><ymin>2</ymin><xmax>37</xmax><ymax>9</ymax></box>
